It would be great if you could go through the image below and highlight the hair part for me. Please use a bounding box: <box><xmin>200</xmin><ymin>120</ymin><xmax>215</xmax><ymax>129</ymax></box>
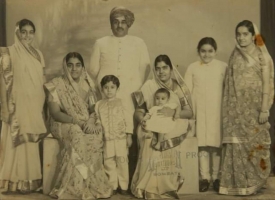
<box><xmin>197</xmin><ymin>37</ymin><xmax>217</xmax><ymax>52</ymax></box>
<box><xmin>154</xmin><ymin>54</ymin><xmax>173</xmax><ymax>70</ymax></box>
<box><xmin>235</xmin><ymin>20</ymin><xmax>255</xmax><ymax>36</ymax></box>
<box><xmin>155</xmin><ymin>88</ymin><xmax>170</xmax><ymax>99</ymax></box>
<box><xmin>65</xmin><ymin>52</ymin><xmax>85</xmax><ymax>67</ymax></box>
<box><xmin>100</xmin><ymin>75</ymin><xmax>120</xmax><ymax>88</ymax></box>
<box><xmin>18</xmin><ymin>19</ymin><xmax>36</xmax><ymax>33</ymax></box>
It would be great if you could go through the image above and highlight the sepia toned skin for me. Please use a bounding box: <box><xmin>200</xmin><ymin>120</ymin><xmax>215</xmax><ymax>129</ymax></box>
<box><xmin>111</xmin><ymin>15</ymin><xmax>129</xmax><ymax>37</ymax></box>
<box><xmin>19</xmin><ymin>25</ymin><xmax>35</xmax><ymax>45</ymax></box>
<box><xmin>136</xmin><ymin>61</ymin><xmax>193</xmax><ymax>129</ymax></box>
<box><xmin>236</xmin><ymin>26</ymin><xmax>269</xmax><ymax>124</ymax></box>
<box><xmin>66</xmin><ymin>57</ymin><xmax>83</xmax><ymax>82</ymax></box>
<box><xmin>198</xmin><ymin>44</ymin><xmax>216</xmax><ymax>64</ymax></box>
<box><xmin>48</xmin><ymin>57</ymin><xmax>95</xmax><ymax>133</ymax></box>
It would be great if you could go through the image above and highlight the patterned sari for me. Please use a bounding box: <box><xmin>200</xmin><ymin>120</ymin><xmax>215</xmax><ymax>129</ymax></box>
<box><xmin>131</xmin><ymin>65</ymin><xmax>193</xmax><ymax>199</ymax></box>
<box><xmin>0</xmin><ymin>26</ymin><xmax>47</xmax><ymax>192</ymax></box>
<box><xmin>45</xmin><ymin>58</ymin><xmax>112</xmax><ymax>199</ymax></box>
<box><xmin>220</xmin><ymin>25</ymin><xmax>274</xmax><ymax>195</ymax></box>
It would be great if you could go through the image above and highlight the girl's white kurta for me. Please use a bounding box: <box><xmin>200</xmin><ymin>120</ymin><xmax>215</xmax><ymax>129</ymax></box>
<box><xmin>184</xmin><ymin>59</ymin><xmax>227</xmax><ymax>147</ymax></box>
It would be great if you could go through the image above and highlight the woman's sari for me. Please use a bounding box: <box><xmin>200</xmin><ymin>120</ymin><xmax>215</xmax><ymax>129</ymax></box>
<box><xmin>45</xmin><ymin>59</ymin><xmax>112</xmax><ymax>199</ymax></box>
<box><xmin>219</xmin><ymin>24</ymin><xmax>274</xmax><ymax>195</ymax></box>
<box><xmin>0</xmin><ymin>26</ymin><xmax>47</xmax><ymax>192</ymax></box>
<box><xmin>131</xmin><ymin>65</ymin><xmax>193</xmax><ymax>199</ymax></box>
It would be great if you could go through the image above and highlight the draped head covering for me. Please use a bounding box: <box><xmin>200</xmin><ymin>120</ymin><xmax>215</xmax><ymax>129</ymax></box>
<box><xmin>152</xmin><ymin>63</ymin><xmax>193</xmax><ymax>113</ymax></box>
<box><xmin>252</xmin><ymin>23</ymin><xmax>274</xmax><ymax>109</ymax></box>
<box><xmin>0</xmin><ymin>21</ymin><xmax>47</xmax><ymax>147</ymax></box>
<box><xmin>62</xmin><ymin>55</ymin><xmax>96</xmax><ymax>99</ymax></box>
<box><xmin>110</xmin><ymin>6</ymin><xmax>135</xmax><ymax>28</ymax></box>
<box><xmin>136</xmin><ymin>58</ymin><xmax>193</xmax><ymax>118</ymax></box>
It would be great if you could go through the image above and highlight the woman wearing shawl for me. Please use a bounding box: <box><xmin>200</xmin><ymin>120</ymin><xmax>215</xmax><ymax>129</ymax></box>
<box><xmin>0</xmin><ymin>19</ymin><xmax>47</xmax><ymax>193</ymax></box>
<box><xmin>45</xmin><ymin>52</ymin><xmax>112</xmax><ymax>199</ymax></box>
<box><xmin>131</xmin><ymin>55</ymin><xmax>193</xmax><ymax>199</ymax></box>
<box><xmin>219</xmin><ymin>20</ymin><xmax>274</xmax><ymax>195</ymax></box>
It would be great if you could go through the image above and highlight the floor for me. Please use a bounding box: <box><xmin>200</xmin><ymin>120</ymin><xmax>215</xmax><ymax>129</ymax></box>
<box><xmin>1</xmin><ymin>177</ymin><xmax>275</xmax><ymax>200</ymax></box>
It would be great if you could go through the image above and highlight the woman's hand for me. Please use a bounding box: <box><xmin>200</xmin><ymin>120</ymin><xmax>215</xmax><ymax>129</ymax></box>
<box><xmin>83</xmin><ymin>122</ymin><xmax>94</xmax><ymax>134</ymax></box>
<box><xmin>157</xmin><ymin>107</ymin><xmax>175</xmax><ymax>117</ymax></box>
<box><xmin>259</xmin><ymin>112</ymin><xmax>269</xmax><ymax>124</ymax></box>
<box><xmin>92</xmin><ymin>123</ymin><xmax>102</xmax><ymax>134</ymax></box>
<box><xmin>126</xmin><ymin>134</ymin><xmax>132</xmax><ymax>148</ymax></box>
<box><xmin>140</xmin><ymin>119</ymin><xmax>147</xmax><ymax>130</ymax></box>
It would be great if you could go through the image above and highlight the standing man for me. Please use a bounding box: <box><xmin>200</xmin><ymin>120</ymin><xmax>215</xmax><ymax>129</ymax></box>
<box><xmin>89</xmin><ymin>6</ymin><xmax>150</xmax><ymax>194</ymax></box>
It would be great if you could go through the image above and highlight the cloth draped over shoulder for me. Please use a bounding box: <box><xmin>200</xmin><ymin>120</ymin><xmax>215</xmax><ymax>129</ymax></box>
<box><xmin>222</xmin><ymin>24</ymin><xmax>274</xmax><ymax>144</ymax></box>
<box><xmin>131</xmin><ymin>64</ymin><xmax>193</xmax><ymax>199</ymax></box>
<box><xmin>134</xmin><ymin>64</ymin><xmax>193</xmax><ymax>113</ymax></box>
<box><xmin>219</xmin><ymin>23</ymin><xmax>274</xmax><ymax>196</ymax></box>
<box><xmin>133</xmin><ymin>64</ymin><xmax>193</xmax><ymax>150</ymax></box>
<box><xmin>44</xmin><ymin>58</ymin><xmax>98</xmax><ymax>133</ymax></box>
<box><xmin>44</xmin><ymin>57</ymin><xmax>112</xmax><ymax>199</ymax></box>
<box><xmin>0</xmin><ymin>26</ymin><xmax>47</xmax><ymax>147</ymax></box>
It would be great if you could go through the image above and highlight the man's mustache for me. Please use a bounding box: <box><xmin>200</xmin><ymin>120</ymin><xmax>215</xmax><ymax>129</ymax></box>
<box><xmin>116</xmin><ymin>27</ymin><xmax>124</xmax><ymax>31</ymax></box>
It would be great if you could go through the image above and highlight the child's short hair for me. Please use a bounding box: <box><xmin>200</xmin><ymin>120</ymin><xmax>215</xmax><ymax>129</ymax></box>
<box><xmin>100</xmin><ymin>75</ymin><xmax>120</xmax><ymax>88</ymax></box>
<box><xmin>155</xmin><ymin>88</ymin><xmax>170</xmax><ymax>99</ymax></box>
<box><xmin>197</xmin><ymin>37</ymin><xmax>217</xmax><ymax>52</ymax></box>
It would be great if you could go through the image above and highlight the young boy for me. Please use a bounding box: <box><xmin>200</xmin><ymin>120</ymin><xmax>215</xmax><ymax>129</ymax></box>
<box><xmin>142</xmin><ymin>88</ymin><xmax>188</xmax><ymax>150</ymax></box>
<box><xmin>93</xmin><ymin>75</ymin><xmax>132</xmax><ymax>195</ymax></box>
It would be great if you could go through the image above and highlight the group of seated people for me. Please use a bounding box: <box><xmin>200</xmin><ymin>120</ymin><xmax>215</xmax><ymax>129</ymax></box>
<box><xmin>0</xmin><ymin>12</ymin><xmax>274</xmax><ymax>200</ymax></box>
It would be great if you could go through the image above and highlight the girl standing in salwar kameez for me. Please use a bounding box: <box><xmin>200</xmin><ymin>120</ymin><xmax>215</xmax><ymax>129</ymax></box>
<box><xmin>184</xmin><ymin>37</ymin><xmax>227</xmax><ymax>192</ymax></box>
<box><xmin>219</xmin><ymin>20</ymin><xmax>274</xmax><ymax>196</ymax></box>
<box><xmin>0</xmin><ymin>19</ymin><xmax>47</xmax><ymax>194</ymax></box>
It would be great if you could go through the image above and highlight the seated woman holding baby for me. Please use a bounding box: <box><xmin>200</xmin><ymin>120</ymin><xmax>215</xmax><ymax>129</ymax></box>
<box><xmin>131</xmin><ymin>54</ymin><xmax>193</xmax><ymax>199</ymax></box>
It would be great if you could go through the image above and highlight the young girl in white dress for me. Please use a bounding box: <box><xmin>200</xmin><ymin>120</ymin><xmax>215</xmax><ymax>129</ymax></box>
<box><xmin>184</xmin><ymin>37</ymin><xmax>227</xmax><ymax>192</ymax></box>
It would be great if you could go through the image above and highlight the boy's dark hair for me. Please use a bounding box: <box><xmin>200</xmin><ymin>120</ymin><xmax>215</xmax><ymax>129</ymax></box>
<box><xmin>100</xmin><ymin>75</ymin><xmax>120</xmax><ymax>88</ymax></box>
<box><xmin>155</xmin><ymin>88</ymin><xmax>170</xmax><ymax>99</ymax></box>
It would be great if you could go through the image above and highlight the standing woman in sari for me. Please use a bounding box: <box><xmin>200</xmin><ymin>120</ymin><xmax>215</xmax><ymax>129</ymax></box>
<box><xmin>219</xmin><ymin>20</ymin><xmax>274</xmax><ymax>195</ymax></box>
<box><xmin>45</xmin><ymin>52</ymin><xmax>112</xmax><ymax>199</ymax></box>
<box><xmin>131</xmin><ymin>55</ymin><xmax>193</xmax><ymax>199</ymax></box>
<box><xmin>0</xmin><ymin>19</ymin><xmax>47</xmax><ymax>193</ymax></box>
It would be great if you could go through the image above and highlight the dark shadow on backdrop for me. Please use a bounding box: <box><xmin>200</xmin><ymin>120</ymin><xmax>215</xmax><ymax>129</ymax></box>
<box><xmin>0</xmin><ymin>0</ymin><xmax>6</xmax><ymax>46</ymax></box>
<box><xmin>261</xmin><ymin>0</ymin><xmax>275</xmax><ymax>173</ymax></box>
<box><xmin>0</xmin><ymin>0</ymin><xmax>6</xmax><ymax>132</ymax></box>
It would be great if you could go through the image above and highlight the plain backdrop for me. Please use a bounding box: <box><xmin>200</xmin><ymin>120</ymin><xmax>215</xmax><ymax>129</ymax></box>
<box><xmin>5</xmin><ymin>0</ymin><xmax>260</xmax><ymax>79</ymax></box>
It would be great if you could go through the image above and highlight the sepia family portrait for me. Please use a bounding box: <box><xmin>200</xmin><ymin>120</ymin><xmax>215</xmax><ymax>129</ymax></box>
<box><xmin>0</xmin><ymin>0</ymin><xmax>275</xmax><ymax>199</ymax></box>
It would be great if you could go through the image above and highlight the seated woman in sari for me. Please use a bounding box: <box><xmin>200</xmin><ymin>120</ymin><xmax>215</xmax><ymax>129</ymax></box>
<box><xmin>219</xmin><ymin>20</ymin><xmax>274</xmax><ymax>195</ymax></box>
<box><xmin>131</xmin><ymin>55</ymin><xmax>193</xmax><ymax>199</ymax></box>
<box><xmin>44</xmin><ymin>52</ymin><xmax>112</xmax><ymax>199</ymax></box>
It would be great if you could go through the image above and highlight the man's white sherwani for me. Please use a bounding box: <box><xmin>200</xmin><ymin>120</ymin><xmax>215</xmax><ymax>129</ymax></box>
<box><xmin>89</xmin><ymin>35</ymin><xmax>150</xmax><ymax>133</ymax></box>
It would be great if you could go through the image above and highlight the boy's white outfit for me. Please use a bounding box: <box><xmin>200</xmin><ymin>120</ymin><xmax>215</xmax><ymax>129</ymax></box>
<box><xmin>145</xmin><ymin>102</ymin><xmax>189</xmax><ymax>136</ymax></box>
<box><xmin>95</xmin><ymin>97</ymin><xmax>129</xmax><ymax>190</ymax></box>
<box><xmin>184</xmin><ymin>59</ymin><xmax>227</xmax><ymax>181</ymax></box>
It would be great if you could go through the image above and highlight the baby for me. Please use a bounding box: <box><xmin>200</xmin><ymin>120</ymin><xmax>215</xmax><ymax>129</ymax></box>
<box><xmin>142</xmin><ymin>88</ymin><xmax>186</xmax><ymax>150</ymax></box>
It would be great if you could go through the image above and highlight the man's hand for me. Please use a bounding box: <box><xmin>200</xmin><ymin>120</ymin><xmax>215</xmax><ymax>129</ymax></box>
<box><xmin>126</xmin><ymin>134</ymin><xmax>132</xmax><ymax>148</ymax></box>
